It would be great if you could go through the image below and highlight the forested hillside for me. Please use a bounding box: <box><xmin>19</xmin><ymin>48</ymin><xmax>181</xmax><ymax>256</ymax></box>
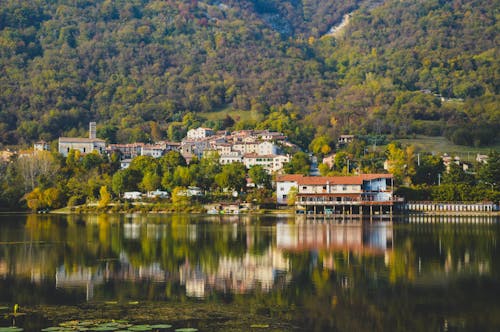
<box><xmin>0</xmin><ymin>0</ymin><xmax>498</xmax><ymax>148</ymax></box>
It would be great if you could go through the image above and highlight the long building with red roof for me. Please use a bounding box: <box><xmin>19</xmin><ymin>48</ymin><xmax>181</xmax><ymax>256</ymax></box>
<box><xmin>276</xmin><ymin>174</ymin><xmax>401</xmax><ymax>218</ymax></box>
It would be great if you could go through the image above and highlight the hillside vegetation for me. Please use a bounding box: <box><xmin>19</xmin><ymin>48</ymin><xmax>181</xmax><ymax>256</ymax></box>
<box><xmin>0</xmin><ymin>0</ymin><xmax>498</xmax><ymax>148</ymax></box>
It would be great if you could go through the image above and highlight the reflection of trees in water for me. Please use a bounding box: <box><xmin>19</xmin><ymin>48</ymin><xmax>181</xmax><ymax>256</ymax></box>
<box><xmin>1</xmin><ymin>215</ymin><xmax>500</xmax><ymax>330</ymax></box>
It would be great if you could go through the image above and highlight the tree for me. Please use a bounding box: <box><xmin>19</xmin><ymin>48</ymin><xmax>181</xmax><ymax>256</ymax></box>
<box><xmin>283</xmin><ymin>152</ymin><xmax>311</xmax><ymax>175</ymax></box>
<box><xmin>215</xmin><ymin>163</ymin><xmax>247</xmax><ymax>193</ymax></box>
<box><xmin>443</xmin><ymin>163</ymin><xmax>474</xmax><ymax>185</ymax></box>
<box><xmin>16</xmin><ymin>150</ymin><xmax>60</xmax><ymax>192</ymax></box>
<box><xmin>159</xmin><ymin>151</ymin><xmax>187</xmax><ymax>173</ymax></box>
<box><xmin>287</xmin><ymin>186</ymin><xmax>298</xmax><ymax>206</ymax></box>
<box><xmin>318</xmin><ymin>163</ymin><xmax>331</xmax><ymax>176</ymax></box>
<box><xmin>129</xmin><ymin>155</ymin><xmax>159</xmax><ymax>175</ymax></box>
<box><xmin>309</xmin><ymin>135</ymin><xmax>333</xmax><ymax>157</ymax></box>
<box><xmin>385</xmin><ymin>143</ymin><xmax>415</xmax><ymax>185</ymax></box>
<box><xmin>25</xmin><ymin>187</ymin><xmax>44</xmax><ymax>211</ymax></box>
<box><xmin>140</xmin><ymin>171</ymin><xmax>161</xmax><ymax>192</ymax></box>
<box><xmin>172</xmin><ymin>166</ymin><xmax>192</xmax><ymax>187</ymax></box>
<box><xmin>98</xmin><ymin>186</ymin><xmax>111</xmax><ymax>209</ymax></box>
<box><xmin>43</xmin><ymin>187</ymin><xmax>63</xmax><ymax>209</ymax></box>
<box><xmin>112</xmin><ymin>168</ymin><xmax>142</xmax><ymax>196</ymax></box>
<box><xmin>477</xmin><ymin>151</ymin><xmax>500</xmax><ymax>190</ymax></box>
<box><xmin>248</xmin><ymin>165</ymin><xmax>271</xmax><ymax>189</ymax></box>
<box><xmin>82</xmin><ymin>151</ymin><xmax>104</xmax><ymax>171</ymax></box>
<box><xmin>412</xmin><ymin>154</ymin><xmax>444</xmax><ymax>185</ymax></box>
<box><xmin>171</xmin><ymin>186</ymin><xmax>189</xmax><ymax>210</ymax></box>
<box><xmin>333</xmin><ymin>151</ymin><xmax>351</xmax><ymax>174</ymax></box>
<box><xmin>193</xmin><ymin>152</ymin><xmax>221</xmax><ymax>190</ymax></box>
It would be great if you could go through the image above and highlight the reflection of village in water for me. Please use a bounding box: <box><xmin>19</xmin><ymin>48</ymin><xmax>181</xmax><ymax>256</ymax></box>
<box><xmin>0</xmin><ymin>216</ymin><xmax>497</xmax><ymax>301</ymax></box>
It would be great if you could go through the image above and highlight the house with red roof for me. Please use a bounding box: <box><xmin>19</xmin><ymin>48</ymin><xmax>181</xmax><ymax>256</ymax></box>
<box><xmin>276</xmin><ymin>174</ymin><xmax>399</xmax><ymax>217</ymax></box>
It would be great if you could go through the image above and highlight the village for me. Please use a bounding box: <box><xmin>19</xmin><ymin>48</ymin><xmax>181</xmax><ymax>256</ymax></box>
<box><xmin>0</xmin><ymin>122</ymin><xmax>482</xmax><ymax>216</ymax></box>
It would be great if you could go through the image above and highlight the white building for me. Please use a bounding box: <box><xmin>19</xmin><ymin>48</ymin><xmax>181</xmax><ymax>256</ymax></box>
<box><xmin>58</xmin><ymin>122</ymin><xmax>106</xmax><ymax>157</ymax></box>
<box><xmin>147</xmin><ymin>190</ymin><xmax>169</xmax><ymax>199</ymax></box>
<box><xmin>141</xmin><ymin>144</ymin><xmax>165</xmax><ymax>158</ymax></box>
<box><xmin>34</xmin><ymin>140</ymin><xmax>50</xmax><ymax>151</ymax></box>
<box><xmin>232</xmin><ymin>141</ymin><xmax>278</xmax><ymax>155</ymax></box>
<box><xmin>58</xmin><ymin>137</ymin><xmax>106</xmax><ymax>157</ymax></box>
<box><xmin>220</xmin><ymin>151</ymin><xmax>243</xmax><ymax>165</ymax></box>
<box><xmin>186</xmin><ymin>127</ymin><xmax>214</xmax><ymax>140</ymax></box>
<box><xmin>243</xmin><ymin>153</ymin><xmax>290</xmax><ymax>174</ymax></box>
<box><xmin>123</xmin><ymin>191</ymin><xmax>142</xmax><ymax>200</ymax></box>
<box><xmin>275</xmin><ymin>174</ymin><xmax>304</xmax><ymax>205</ymax></box>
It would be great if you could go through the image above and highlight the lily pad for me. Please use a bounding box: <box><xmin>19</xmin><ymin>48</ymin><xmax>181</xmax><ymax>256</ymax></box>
<box><xmin>251</xmin><ymin>324</ymin><xmax>270</xmax><ymax>328</ymax></box>
<box><xmin>127</xmin><ymin>326</ymin><xmax>152</xmax><ymax>331</ymax></box>
<box><xmin>89</xmin><ymin>327</ymin><xmax>118</xmax><ymax>331</ymax></box>
<box><xmin>0</xmin><ymin>328</ymin><xmax>24</xmax><ymax>332</ymax></box>
<box><xmin>150</xmin><ymin>325</ymin><xmax>172</xmax><ymax>329</ymax></box>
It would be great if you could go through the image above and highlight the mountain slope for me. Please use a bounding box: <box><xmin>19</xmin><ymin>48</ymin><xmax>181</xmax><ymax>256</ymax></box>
<box><xmin>0</xmin><ymin>0</ymin><xmax>498</xmax><ymax>148</ymax></box>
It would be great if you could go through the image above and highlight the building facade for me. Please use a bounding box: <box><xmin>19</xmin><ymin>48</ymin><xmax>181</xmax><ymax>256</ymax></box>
<box><xmin>58</xmin><ymin>122</ymin><xmax>106</xmax><ymax>157</ymax></box>
<box><xmin>276</xmin><ymin>174</ymin><xmax>399</xmax><ymax>217</ymax></box>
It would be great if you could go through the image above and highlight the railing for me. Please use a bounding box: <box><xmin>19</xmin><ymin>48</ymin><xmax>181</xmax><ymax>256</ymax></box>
<box><xmin>403</xmin><ymin>201</ymin><xmax>498</xmax><ymax>212</ymax></box>
<box><xmin>296</xmin><ymin>196</ymin><xmax>403</xmax><ymax>205</ymax></box>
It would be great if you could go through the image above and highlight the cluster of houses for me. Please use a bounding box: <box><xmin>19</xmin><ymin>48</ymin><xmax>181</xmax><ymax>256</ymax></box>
<box><xmin>52</xmin><ymin>123</ymin><xmax>293</xmax><ymax>174</ymax></box>
<box><xmin>26</xmin><ymin>122</ymin><xmax>493</xmax><ymax>216</ymax></box>
<box><xmin>179</xmin><ymin>127</ymin><xmax>293</xmax><ymax>173</ymax></box>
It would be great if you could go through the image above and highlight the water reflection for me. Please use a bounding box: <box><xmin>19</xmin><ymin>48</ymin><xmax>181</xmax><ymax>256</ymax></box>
<box><xmin>0</xmin><ymin>214</ymin><xmax>498</xmax><ymax>305</ymax></box>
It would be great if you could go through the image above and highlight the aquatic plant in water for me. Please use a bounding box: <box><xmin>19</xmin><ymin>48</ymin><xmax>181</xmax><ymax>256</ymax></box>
<box><xmin>40</xmin><ymin>320</ymin><xmax>180</xmax><ymax>332</ymax></box>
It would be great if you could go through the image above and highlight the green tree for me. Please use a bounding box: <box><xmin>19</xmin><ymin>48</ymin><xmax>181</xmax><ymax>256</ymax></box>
<box><xmin>215</xmin><ymin>162</ymin><xmax>247</xmax><ymax>193</ymax></box>
<box><xmin>443</xmin><ymin>163</ymin><xmax>474</xmax><ymax>186</ymax></box>
<box><xmin>171</xmin><ymin>186</ymin><xmax>189</xmax><ymax>210</ymax></box>
<box><xmin>140</xmin><ymin>171</ymin><xmax>161</xmax><ymax>192</ymax></box>
<box><xmin>248</xmin><ymin>165</ymin><xmax>271</xmax><ymax>189</ymax></box>
<box><xmin>386</xmin><ymin>143</ymin><xmax>415</xmax><ymax>185</ymax></box>
<box><xmin>112</xmin><ymin>168</ymin><xmax>142</xmax><ymax>196</ymax></box>
<box><xmin>477</xmin><ymin>151</ymin><xmax>500</xmax><ymax>190</ymax></box>
<box><xmin>159</xmin><ymin>151</ymin><xmax>187</xmax><ymax>173</ymax></box>
<box><xmin>309</xmin><ymin>135</ymin><xmax>333</xmax><ymax>157</ymax></box>
<box><xmin>172</xmin><ymin>166</ymin><xmax>192</xmax><ymax>187</ymax></box>
<box><xmin>333</xmin><ymin>151</ymin><xmax>351</xmax><ymax>174</ymax></box>
<box><xmin>81</xmin><ymin>151</ymin><xmax>104</xmax><ymax>171</ymax></box>
<box><xmin>412</xmin><ymin>154</ymin><xmax>445</xmax><ymax>185</ymax></box>
<box><xmin>129</xmin><ymin>156</ymin><xmax>159</xmax><ymax>175</ymax></box>
<box><xmin>283</xmin><ymin>152</ymin><xmax>311</xmax><ymax>175</ymax></box>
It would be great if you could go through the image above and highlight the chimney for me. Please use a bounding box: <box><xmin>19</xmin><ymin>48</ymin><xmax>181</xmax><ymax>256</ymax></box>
<box><xmin>89</xmin><ymin>122</ymin><xmax>96</xmax><ymax>139</ymax></box>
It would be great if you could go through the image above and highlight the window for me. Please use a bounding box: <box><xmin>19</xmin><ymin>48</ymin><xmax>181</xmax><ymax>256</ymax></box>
<box><xmin>302</xmin><ymin>186</ymin><xmax>307</xmax><ymax>190</ymax></box>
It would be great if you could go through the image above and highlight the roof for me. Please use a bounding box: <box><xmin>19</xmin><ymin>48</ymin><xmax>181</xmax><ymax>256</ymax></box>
<box><xmin>276</xmin><ymin>174</ymin><xmax>305</xmax><ymax>182</ymax></box>
<box><xmin>276</xmin><ymin>174</ymin><xmax>392</xmax><ymax>185</ymax></box>
<box><xmin>244</xmin><ymin>153</ymin><xmax>282</xmax><ymax>158</ymax></box>
<box><xmin>59</xmin><ymin>137</ymin><xmax>105</xmax><ymax>143</ymax></box>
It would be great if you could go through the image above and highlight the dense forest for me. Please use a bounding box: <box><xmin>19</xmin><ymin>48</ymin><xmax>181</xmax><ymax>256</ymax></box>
<box><xmin>0</xmin><ymin>0</ymin><xmax>498</xmax><ymax>148</ymax></box>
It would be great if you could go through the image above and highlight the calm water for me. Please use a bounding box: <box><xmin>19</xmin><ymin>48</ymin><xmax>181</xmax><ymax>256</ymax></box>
<box><xmin>1</xmin><ymin>213</ymin><xmax>500</xmax><ymax>331</ymax></box>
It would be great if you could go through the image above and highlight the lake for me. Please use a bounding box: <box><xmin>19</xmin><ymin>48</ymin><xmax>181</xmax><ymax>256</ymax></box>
<box><xmin>0</xmin><ymin>213</ymin><xmax>499</xmax><ymax>331</ymax></box>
